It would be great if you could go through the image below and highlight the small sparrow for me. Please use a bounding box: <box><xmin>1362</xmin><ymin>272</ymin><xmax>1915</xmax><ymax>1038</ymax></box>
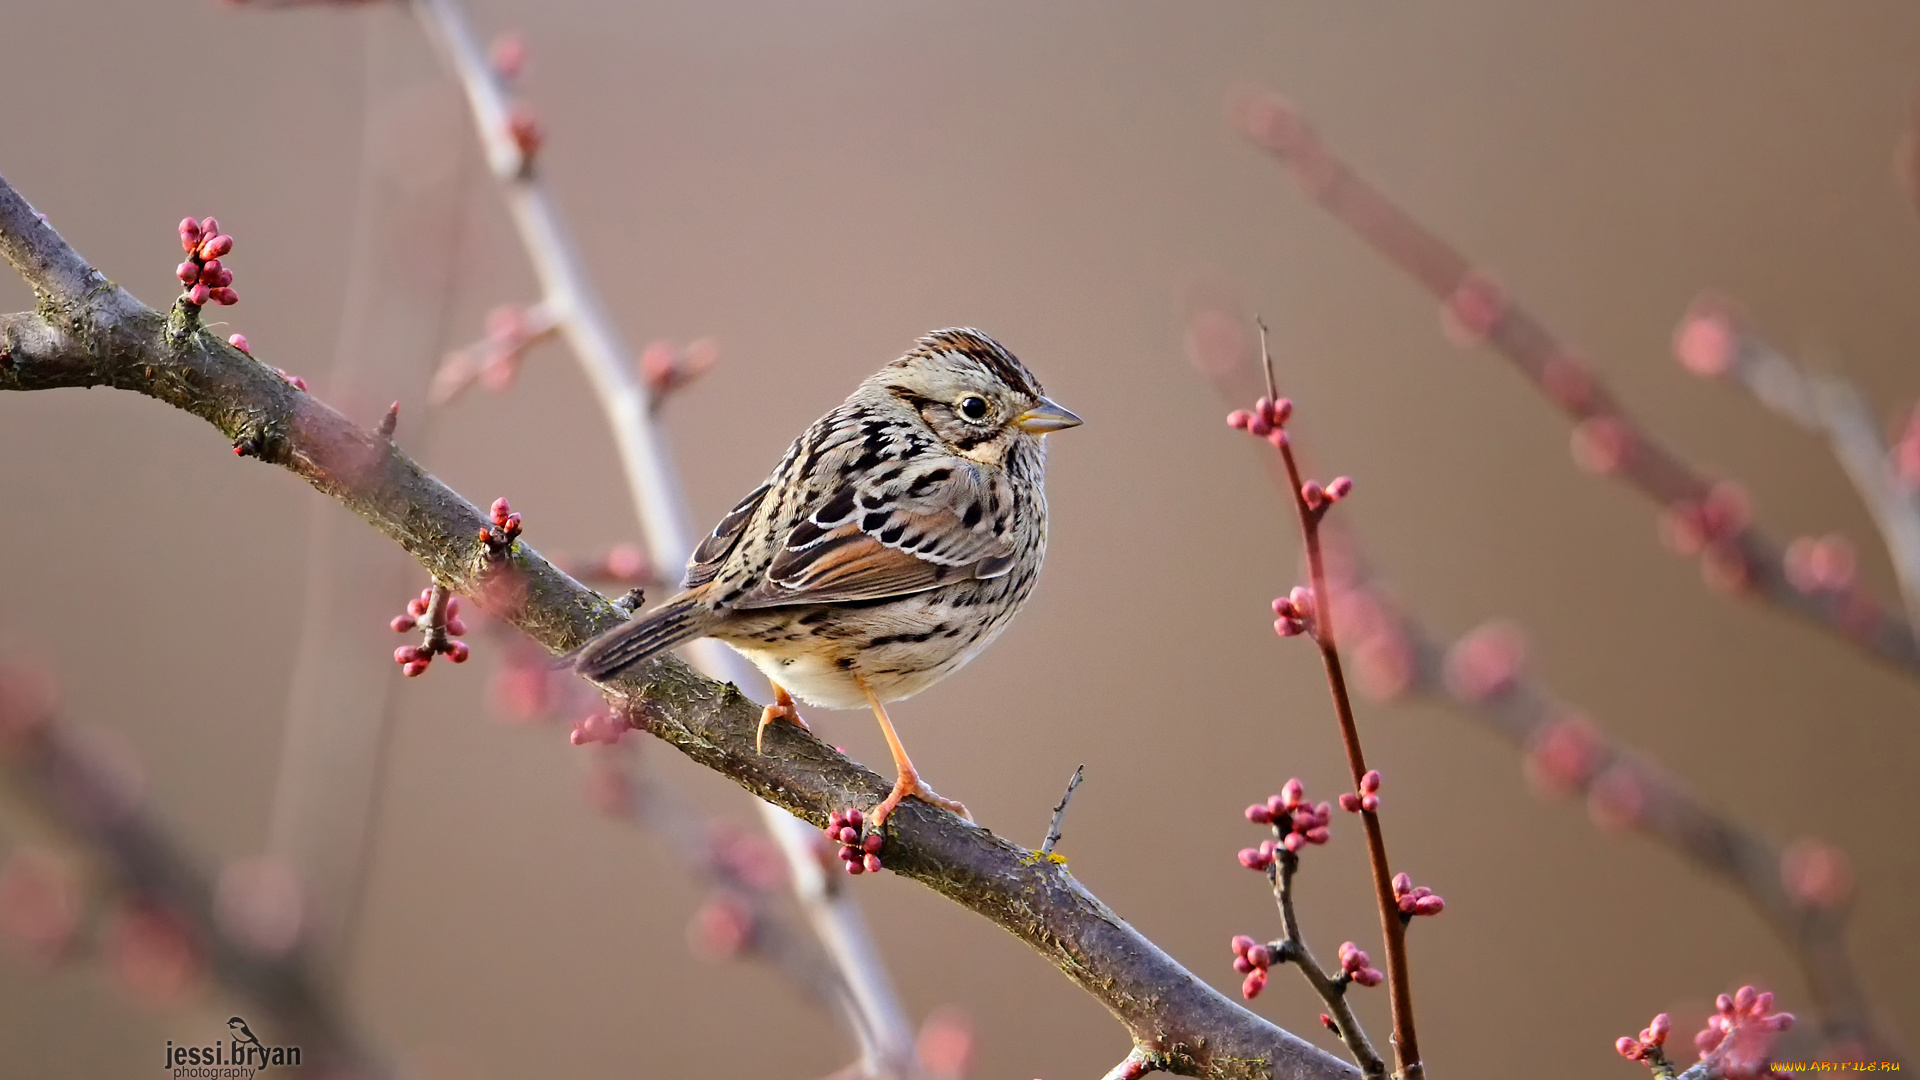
<box><xmin>575</xmin><ymin>328</ymin><xmax>1081</xmax><ymax>826</ymax></box>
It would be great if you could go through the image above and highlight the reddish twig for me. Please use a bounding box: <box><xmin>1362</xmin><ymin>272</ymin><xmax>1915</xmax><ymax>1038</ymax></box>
<box><xmin>1231</xmin><ymin>88</ymin><xmax>1920</xmax><ymax>679</ymax></box>
<box><xmin>1227</xmin><ymin>325</ymin><xmax>1425</xmax><ymax>1080</ymax></box>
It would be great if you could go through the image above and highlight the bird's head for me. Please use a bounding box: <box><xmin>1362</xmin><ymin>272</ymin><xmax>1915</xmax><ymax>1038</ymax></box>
<box><xmin>873</xmin><ymin>328</ymin><xmax>1081</xmax><ymax>467</ymax></box>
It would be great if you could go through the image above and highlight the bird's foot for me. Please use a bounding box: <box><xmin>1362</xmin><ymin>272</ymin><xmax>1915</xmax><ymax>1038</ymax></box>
<box><xmin>870</xmin><ymin>766</ymin><xmax>971</xmax><ymax>830</ymax></box>
<box><xmin>755</xmin><ymin>684</ymin><xmax>810</xmax><ymax>755</ymax></box>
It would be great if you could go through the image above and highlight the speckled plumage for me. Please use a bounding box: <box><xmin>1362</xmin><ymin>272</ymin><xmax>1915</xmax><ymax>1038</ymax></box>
<box><xmin>574</xmin><ymin>328</ymin><xmax>1077</xmax><ymax>712</ymax></box>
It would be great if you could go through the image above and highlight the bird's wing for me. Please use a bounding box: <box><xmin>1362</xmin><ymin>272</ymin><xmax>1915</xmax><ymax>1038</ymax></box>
<box><xmin>684</xmin><ymin>481</ymin><xmax>772</xmax><ymax>588</ymax></box>
<box><xmin>734</xmin><ymin>456</ymin><xmax>1017</xmax><ymax>609</ymax></box>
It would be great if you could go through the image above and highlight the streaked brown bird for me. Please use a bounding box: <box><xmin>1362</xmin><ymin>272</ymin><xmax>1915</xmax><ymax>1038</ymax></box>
<box><xmin>574</xmin><ymin>328</ymin><xmax>1080</xmax><ymax>826</ymax></box>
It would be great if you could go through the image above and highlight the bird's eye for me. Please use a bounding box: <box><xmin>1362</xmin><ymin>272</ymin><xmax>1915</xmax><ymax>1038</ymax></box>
<box><xmin>958</xmin><ymin>395</ymin><xmax>989</xmax><ymax>421</ymax></box>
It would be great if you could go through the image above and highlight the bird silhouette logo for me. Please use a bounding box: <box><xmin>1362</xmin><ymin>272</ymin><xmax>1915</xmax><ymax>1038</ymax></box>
<box><xmin>227</xmin><ymin>1018</ymin><xmax>267</xmax><ymax>1069</ymax></box>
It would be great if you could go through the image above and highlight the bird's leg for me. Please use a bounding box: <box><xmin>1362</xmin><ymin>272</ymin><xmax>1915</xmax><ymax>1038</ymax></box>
<box><xmin>756</xmin><ymin>681</ymin><xmax>811</xmax><ymax>755</ymax></box>
<box><xmin>860</xmin><ymin>677</ymin><xmax>971</xmax><ymax>827</ymax></box>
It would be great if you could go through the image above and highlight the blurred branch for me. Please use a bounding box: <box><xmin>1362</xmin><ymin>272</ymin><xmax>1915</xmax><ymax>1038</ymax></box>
<box><xmin>400</xmin><ymin>0</ymin><xmax>914</xmax><ymax>1071</ymax></box>
<box><xmin>1673</xmin><ymin>297</ymin><xmax>1920</xmax><ymax>637</ymax></box>
<box><xmin>1187</xmin><ymin>308</ymin><xmax>1899</xmax><ymax>1065</ymax></box>
<box><xmin>0</xmin><ymin>670</ymin><xmax>387</xmax><ymax>1076</ymax></box>
<box><xmin>0</xmin><ymin>172</ymin><xmax>1357</xmax><ymax>1080</ymax></box>
<box><xmin>1231</xmin><ymin>88</ymin><xmax>1920</xmax><ymax>679</ymax></box>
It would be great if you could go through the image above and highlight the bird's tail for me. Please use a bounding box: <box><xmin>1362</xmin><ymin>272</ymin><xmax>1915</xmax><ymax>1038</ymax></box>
<box><xmin>571</xmin><ymin>594</ymin><xmax>711</xmax><ymax>682</ymax></box>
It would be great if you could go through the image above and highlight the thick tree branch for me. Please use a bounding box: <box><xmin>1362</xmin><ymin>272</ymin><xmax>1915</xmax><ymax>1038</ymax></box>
<box><xmin>0</xmin><ymin>172</ymin><xmax>1354</xmax><ymax>1080</ymax></box>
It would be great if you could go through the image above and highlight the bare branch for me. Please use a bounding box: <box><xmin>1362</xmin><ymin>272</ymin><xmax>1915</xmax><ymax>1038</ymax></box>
<box><xmin>0</xmin><ymin>172</ymin><xmax>1356</xmax><ymax>1080</ymax></box>
<box><xmin>1039</xmin><ymin>763</ymin><xmax>1084</xmax><ymax>858</ymax></box>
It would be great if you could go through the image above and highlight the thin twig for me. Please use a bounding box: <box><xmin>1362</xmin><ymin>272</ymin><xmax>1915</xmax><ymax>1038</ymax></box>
<box><xmin>1233</xmin><ymin>88</ymin><xmax>1920</xmax><ymax>680</ymax></box>
<box><xmin>1257</xmin><ymin>332</ymin><xmax>1424</xmax><ymax>1080</ymax></box>
<box><xmin>0</xmin><ymin>170</ymin><xmax>1360</xmax><ymax>1080</ymax></box>
<box><xmin>1268</xmin><ymin>852</ymin><xmax>1384</xmax><ymax>1080</ymax></box>
<box><xmin>405</xmin><ymin>1</ymin><xmax>916</xmax><ymax>1072</ymax></box>
<box><xmin>1039</xmin><ymin>764</ymin><xmax>1085</xmax><ymax>858</ymax></box>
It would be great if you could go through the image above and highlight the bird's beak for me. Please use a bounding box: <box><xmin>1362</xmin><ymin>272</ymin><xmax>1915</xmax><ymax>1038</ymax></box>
<box><xmin>1014</xmin><ymin>398</ymin><xmax>1083</xmax><ymax>434</ymax></box>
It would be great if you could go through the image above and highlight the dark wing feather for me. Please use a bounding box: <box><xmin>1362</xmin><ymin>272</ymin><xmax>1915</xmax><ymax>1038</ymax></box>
<box><xmin>734</xmin><ymin>457</ymin><xmax>1015</xmax><ymax>609</ymax></box>
<box><xmin>684</xmin><ymin>482</ymin><xmax>771</xmax><ymax>588</ymax></box>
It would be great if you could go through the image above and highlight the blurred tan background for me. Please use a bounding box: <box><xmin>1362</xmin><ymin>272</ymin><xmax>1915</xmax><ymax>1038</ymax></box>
<box><xmin>3</xmin><ymin>1</ymin><xmax>1919</xmax><ymax>1077</ymax></box>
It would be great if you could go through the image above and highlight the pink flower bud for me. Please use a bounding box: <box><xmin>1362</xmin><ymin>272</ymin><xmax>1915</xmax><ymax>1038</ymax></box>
<box><xmin>1272</xmin><ymin>398</ymin><xmax>1293</xmax><ymax>424</ymax></box>
<box><xmin>1241</xmin><ymin>969</ymin><xmax>1266</xmax><ymax>999</ymax></box>
<box><xmin>1392</xmin><ymin>872</ymin><xmax>1412</xmax><ymax>896</ymax></box>
<box><xmin>1360</xmin><ymin>770</ymin><xmax>1380</xmax><ymax>793</ymax></box>
<box><xmin>1288</xmin><ymin>585</ymin><xmax>1314</xmax><ymax>619</ymax></box>
<box><xmin>1338</xmin><ymin>792</ymin><xmax>1361</xmax><ymax>812</ymax></box>
<box><xmin>1413</xmin><ymin>895</ymin><xmax>1445</xmax><ymax>915</ymax></box>
<box><xmin>1616</xmin><ymin>1038</ymin><xmax>1641</xmax><ymax>1060</ymax></box>
<box><xmin>1232</xmin><ymin>955</ymin><xmax>1253</xmax><ymax>974</ymax></box>
<box><xmin>862</xmin><ymin>853</ymin><xmax>883</xmax><ymax>873</ymax></box>
<box><xmin>1281</xmin><ymin>832</ymin><xmax>1304</xmax><ymax>853</ymax></box>
<box><xmin>1361</xmin><ymin>794</ymin><xmax>1379</xmax><ymax>812</ymax></box>
<box><xmin>403</xmin><ymin>660</ymin><xmax>429</xmax><ymax>677</ymax></box>
<box><xmin>1352</xmin><ymin>967</ymin><xmax>1383</xmax><ymax>987</ymax></box>
<box><xmin>1281</xmin><ymin>779</ymin><xmax>1305</xmax><ymax>809</ymax></box>
<box><xmin>1245</xmin><ymin>803</ymin><xmax>1273</xmax><ymax>824</ymax></box>
<box><xmin>1266</xmin><ymin>429</ymin><xmax>1290</xmax><ymax>450</ymax></box>
<box><xmin>1326</xmin><ymin>476</ymin><xmax>1353</xmax><ymax>501</ymax></box>
<box><xmin>1231</xmin><ymin>934</ymin><xmax>1256</xmax><ymax>954</ymax></box>
<box><xmin>1227</xmin><ymin>409</ymin><xmax>1253</xmax><ymax>431</ymax></box>
<box><xmin>209</xmin><ymin>287</ymin><xmax>238</xmax><ymax>306</ymax></box>
<box><xmin>200</xmin><ymin>217</ymin><xmax>219</xmax><ymax>238</ymax></box>
<box><xmin>1303</xmin><ymin>826</ymin><xmax>1329</xmax><ymax>844</ymax></box>
<box><xmin>187</xmin><ymin>283</ymin><xmax>210</xmax><ymax>306</ymax></box>
<box><xmin>1674</xmin><ymin>300</ymin><xmax>1738</xmax><ymax>378</ymax></box>
<box><xmin>1648</xmin><ymin>1014</ymin><xmax>1671</xmax><ymax>1043</ymax></box>
<box><xmin>1237</xmin><ymin>847</ymin><xmax>1270</xmax><ymax>870</ymax></box>
<box><xmin>1248</xmin><ymin>944</ymin><xmax>1272</xmax><ymax>969</ymax></box>
<box><xmin>227</xmin><ymin>333</ymin><xmax>249</xmax><ymax>354</ymax></box>
<box><xmin>445</xmin><ymin>641</ymin><xmax>470</xmax><ymax>663</ymax></box>
<box><xmin>1301</xmin><ymin>481</ymin><xmax>1326</xmax><ymax>509</ymax></box>
<box><xmin>198</xmin><ymin>234</ymin><xmax>233</xmax><ymax>260</ymax></box>
<box><xmin>176</xmin><ymin>261</ymin><xmax>200</xmax><ymax>284</ymax></box>
<box><xmin>862</xmin><ymin>834</ymin><xmax>882</xmax><ymax>854</ymax></box>
<box><xmin>1247</xmin><ymin>414</ymin><xmax>1273</xmax><ymax>438</ymax></box>
<box><xmin>1274</xmin><ymin>617</ymin><xmax>1304</xmax><ymax>637</ymax></box>
<box><xmin>179</xmin><ymin>218</ymin><xmax>203</xmax><ymax>251</ymax></box>
<box><xmin>390</xmin><ymin>616</ymin><xmax>416</xmax><ymax>632</ymax></box>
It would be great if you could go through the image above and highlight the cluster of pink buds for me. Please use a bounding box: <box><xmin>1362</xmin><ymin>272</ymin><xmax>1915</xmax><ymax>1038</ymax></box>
<box><xmin>1659</xmin><ymin>482</ymin><xmax>1754</xmax><ymax>591</ymax></box>
<box><xmin>1783</xmin><ymin>534</ymin><xmax>1857</xmax><ymax>595</ymax></box>
<box><xmin>1226</xmin><ymin>395</ymin><xmax>1293</xmax><ymax>447</ymax></box>
<box><xmin>1698</xmin><ymin>987</ymin><xmax>1795</xmax><ymax>1059</ymax></box>
<box><xmin>479</xmin><ymin>497</ymin><xmax>523</xmax><ymax>552</ymax></box>
<box><xmin>569</xmin><ymin>710</ymin><xmax>633</xmax><ymax>746</ymax></box>
<box><xmin>1240</xmin><ymin>779</ymin><xmax>1332</xmax><ymax>869</ymax></box>
<box><xmin>1337</xmin><ymin>770</ymin><xmax>1382</xmax><ymax>814</ymax></box>
<box><xmin>390</xmin><ymin>587</ymin><xmax>470</xmax><ymax>676</ymax></box>
<box><xmin>1299</xmin><ymin>475</ymin><xmax>1354</xmax><ymax>513</ymax></box>
<box><xmin>1335</xmin><ymin>941</ymin><xmax>1384</xmax><ymax>987</ymax></box>
<box><xmin>176</xmin><ymin>217</ymin><xmax>237</xmax><ymax>308</ymax></box>
<box><xmin>826</xmin><ymin>808</ymin><xmax>884</xmax><ymax>874</ymax></box>
<box><xmin>1615</xmin><ymin>1012</ymin><xmax>1672</xmax><ymax>1063</ymax></box>
<box><xmin>1228</xmin><ymin>934</ymin><xmax>1273</xmax><ymax>999</ymax></box>
<box><xmin>639</xmin><ymin>338</ymin><xmax>722</xmax><ymax>403</ymax></box>
<box><xmin>1392</xmin><ymin>872</ymin><xmax>1445</xmax><ymax>917</ymax></box>
<box><xmin>1271</xmin><ymin>585</ymin><xmax>1315</xmax><ymax>638</ymax></box>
